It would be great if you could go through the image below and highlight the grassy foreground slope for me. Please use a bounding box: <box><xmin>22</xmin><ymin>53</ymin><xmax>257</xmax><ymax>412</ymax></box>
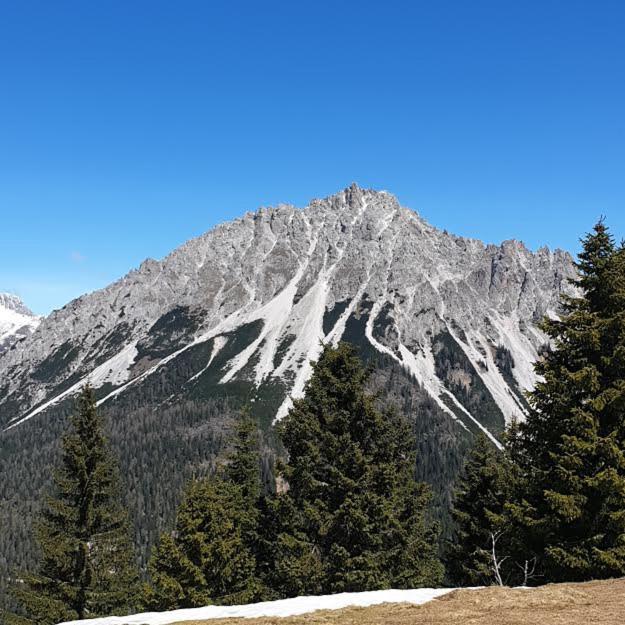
<box><xmin>179</xmin><ymin>578</ymin><xmax>625</xmax><ymax>625</ymax></box>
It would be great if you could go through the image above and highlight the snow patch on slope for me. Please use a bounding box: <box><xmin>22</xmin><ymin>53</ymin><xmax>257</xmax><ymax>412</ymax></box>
<box><xmin>272</xmin><ymin>270</ymin><xmax>336</xmax><ymax>420</ymax></box>
<box><xmin>398</xmin><ymin>344</ymin><xmax>467</xmax><ymax>429</ymax></box>
<box><xmin>58</xmin><ymin>588</ymin><xmax>455</xmax><ymax>625</ymax></box>
<box><xmin>452</xmin><ymin>327</ymin><xmax>526</xmax><ymax>423</ymax></box>
<box><xmin>220</xmin><ymin>215</ymin><xmax>319</xmax><ymax>385</ymax></box>
<box><xmin>273</xmin><ymin>204</ymin><xmax>376</xmax><ymax>420</ymax></box>
<box><xmin>489</xmin><ymin>312</ymin><xmax>540</xmax><ymax>393</ymax></box>
<box><xmin>6</xmin><ymin>342</ymin><xmax>138</xmax><ymax>430</ymax></box>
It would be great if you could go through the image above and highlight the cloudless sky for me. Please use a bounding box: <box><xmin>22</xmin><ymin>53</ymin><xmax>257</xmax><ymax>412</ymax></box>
<box><xmin>1</xmin><ymin>1</ymin><xmax>624</xmax><ymax>315</ymax></box>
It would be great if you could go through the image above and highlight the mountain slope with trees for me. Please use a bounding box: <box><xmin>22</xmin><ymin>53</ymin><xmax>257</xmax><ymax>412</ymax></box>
<box><xmin>0</xmin><ymin>186</ymin><xmax>578</xmax><ymax>608</ymax></box>
<box><xmin>144</xmin><ymin>343</ymin><xmax>444</xmax><ymax>608</ymax></box>
<box><xmin>446</xmin><ymin>221</ymin><xmax>625</xmax><ymax>587</ymax></box>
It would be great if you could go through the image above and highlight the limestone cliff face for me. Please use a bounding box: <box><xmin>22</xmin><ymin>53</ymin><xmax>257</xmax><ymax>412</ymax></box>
<box><xmin>0</xmin><ymin>185</ymin><xmax>576</xmax><ymax>442</ymax></box>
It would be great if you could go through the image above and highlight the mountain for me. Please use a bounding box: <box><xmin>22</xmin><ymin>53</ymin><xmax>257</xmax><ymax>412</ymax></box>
<box><xmin>0</xmin><ymin>184</ymin><xmax>574</xmax><ymax>435</ymax></box>
<box><xmin>0</xmin><ymin>184</ymin><xmax>576</xmax><ymax>598</ymax></box>
<box><xmin>0</xmin><ymin>293</ymin><xmax>40</xmax><ymax>355</ymax></box>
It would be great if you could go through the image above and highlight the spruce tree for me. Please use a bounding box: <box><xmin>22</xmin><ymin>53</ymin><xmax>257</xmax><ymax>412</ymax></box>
<box><xmin>225</xmin><ymin>410</ymin><xmax>262</xmax><ymax>550</ymax></box>
<box><xmin>446</xmin><ymin>432</ymin><xmax>523</xmax><ymax>586</ymax></box>
<box><xmin>8</xmin><ymin>385</ymin><xmax>140</xmax><ymax>625</ymax></box>
<box><xmin>273</xmin><ymin>342</ymin><xmax>444</xmax><ymax>595</ymax></box>
<box><xmin>144</xmin><ymin>478</ymin><xmax>256</xmax><ymax>609</ymax></box>
<box><xmin>224</xmin><ymin>410</ymin><xmax>270</xmax><ymax>600</ymax></box>
<box><xmin>516</xmin><ymin>221</ymin><xmax>625</xmax><ymax>582</ymax></box>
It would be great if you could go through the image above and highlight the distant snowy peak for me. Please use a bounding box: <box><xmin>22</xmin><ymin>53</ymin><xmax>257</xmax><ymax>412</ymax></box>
<box><xmin>0</xmin><ymin>293</ymin><xmax>41</xmax><ymax>354</ymax></box>
<box><xmin>0</xmin><ymin>293</ymin><xmax>35</xmax><ymax>316</ymax></box>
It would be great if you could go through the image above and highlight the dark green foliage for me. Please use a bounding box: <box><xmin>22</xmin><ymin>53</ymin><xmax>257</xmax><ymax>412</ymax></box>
<box><xmin>515</xmin><ymin>221</ymin><xmax>625</xmax><ymax>582</ymax></box>
<box><xmin>7</xmin><ymin>386</ymin><xmax>140</xmax><ymax>624</ymax></box>
<box><xmin>365</xmin><ymin>350</ymin><xmax>474</xmax><ymax>538</ymax></box>
<box><xmin>223</xmin><ymin>411</ymin><xmax>270</xmax><ymax>599</ymax></box>
<box><xmin>144</xmin><ymin>478</ymin><xmax>257</xmax><ymax>610</ymax></box>
<box><xmin>0</xmin><ymin>314</ymin><xmax>274</xmax><ymax>615</ymax></box>
<box><xmin>0</xmin><ymin>321</ymin><xmax>275</xmax><ymax>617</ymax></box>
<box><xmin>0</xmin><ymin>396</ymin><xmax>237</xmax><ymax>615</ymax></box>
<box><xmin>272</xmin><ymin>342</ymin><xmax>444</xmax><ymax>595</ymax></box>
<box><xmin>145</xmin><ymin>408</ymin><xmax>269</xmax><ymax>609</ymax></box>
<box><xmin>225</xmin><ymin>411</ymin><xmax>263</xmax><ymax>515</ymax></box>
<box><xmin>371</xmin><ymin>302</ymin><xmax>401</xmax><ymax>358</ymax></box>
<box><xmin>446</xmin><ymin>433</ymin><xmax>523</xmax><ymax>586</ymax></box>
<box><xmin>494</xmin><ymin>346</ymin><xmax>514</xmax><ymax>381</ymax></box>
<box><xmin>340</xmin><ymin>299</ymin><xmax>379</xmax><ymax>362</ymax></box>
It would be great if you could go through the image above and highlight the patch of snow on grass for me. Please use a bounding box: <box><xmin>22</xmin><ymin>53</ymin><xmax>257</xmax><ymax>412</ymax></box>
<box><xmin>58</xmin><ymin>588</ymin><xmax>455</xmax><ymax>625</ymax></box>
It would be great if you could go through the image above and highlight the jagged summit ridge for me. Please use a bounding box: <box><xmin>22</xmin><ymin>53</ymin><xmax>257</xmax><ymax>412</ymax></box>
<box><xmin>0</xmin><ymin>185</ymin><xmax>576</xmax><ymax>442</ymax></box>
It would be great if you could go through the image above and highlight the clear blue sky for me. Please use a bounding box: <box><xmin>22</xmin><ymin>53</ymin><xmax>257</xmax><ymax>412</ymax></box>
<box><xmin>1</xmin><ymin>1</ymin><xmax>624</xmax><ymax>315</ymax></box>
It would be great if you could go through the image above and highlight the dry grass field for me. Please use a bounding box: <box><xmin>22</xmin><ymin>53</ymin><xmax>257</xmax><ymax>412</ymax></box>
<box><xmin>178</xmin><ymin>578</ymin><xmax>625</xmax><ymax>625</ymax></box>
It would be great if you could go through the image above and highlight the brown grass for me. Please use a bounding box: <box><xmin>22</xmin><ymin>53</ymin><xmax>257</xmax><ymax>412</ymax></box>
<box><xmin>176</xmin><ymin>578</ymin><xmax>625</xmax><ymax>625</ymax></box>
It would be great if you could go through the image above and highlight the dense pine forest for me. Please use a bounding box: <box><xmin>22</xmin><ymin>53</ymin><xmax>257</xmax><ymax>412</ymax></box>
<box><xmin>4</xmin><ymin>220</ymin><xmax>625</xmax><ymax>623</ymax></box>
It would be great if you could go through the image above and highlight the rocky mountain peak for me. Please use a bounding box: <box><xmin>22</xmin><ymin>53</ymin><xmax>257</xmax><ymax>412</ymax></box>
<box><xmin>0</xmin><ymin>186</ymin><xmax>576</xmax><ymax>444</ymax></box>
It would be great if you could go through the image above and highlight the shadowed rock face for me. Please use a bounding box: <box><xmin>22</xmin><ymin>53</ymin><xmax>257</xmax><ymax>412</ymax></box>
<box><xmin>0</xmin><ymin>184</ymin><xmax>576</xmax><ymax>442</ymax></box>
<box><xmin>0</xmin><ymin>293</ymin><xmax>40</xmax><ymax>355</ymax></box>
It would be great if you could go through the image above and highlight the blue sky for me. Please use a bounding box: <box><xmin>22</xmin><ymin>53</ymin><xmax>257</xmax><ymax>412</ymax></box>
<box><xmin>1</xmin><ymin>1</ymin><xmax>624</xmax><ymax>315</ymax></box>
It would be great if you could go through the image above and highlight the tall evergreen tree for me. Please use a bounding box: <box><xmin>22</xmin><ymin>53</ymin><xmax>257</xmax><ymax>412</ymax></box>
<box><xmin>224</xmin><ymin>411</ymin><xmax>262</xmax><ymax>547</ymax></box>
<box><xmin>225</xmin><ymin>410</ymin><xmax>273</xmax><ymax>600</ymax></box>
<box><xmin>145</xmin><ymin>411</ymin><xmax>267</xmax><ymax>610</ymax></box>
<box><xmin>446</xmin><ymin>432</ymin><xmax>523</xmax><ymax>586</ymax></box>
<box><xmin>144</xmin><ymin>477</ymin><xmax>257</xmax><ymax>610</ymax></box>
<box><xmin>223</xmin><ymin>410</ymin><xmax>290</xmax><ymax>602</ymax></box>
<box><xmin>8</xmin><ymin>386</ymin><xmax>140</xmax><ymax>625</ymax></box>
<box><xmin>515</xmin><ymin>221</ymin><xmax>625</xmax><ymax>582</ymax></box>
<box><xmin>272</xmin><ymin>342</ymin><xmax>444</xmax><ymax>595</ymax></box>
